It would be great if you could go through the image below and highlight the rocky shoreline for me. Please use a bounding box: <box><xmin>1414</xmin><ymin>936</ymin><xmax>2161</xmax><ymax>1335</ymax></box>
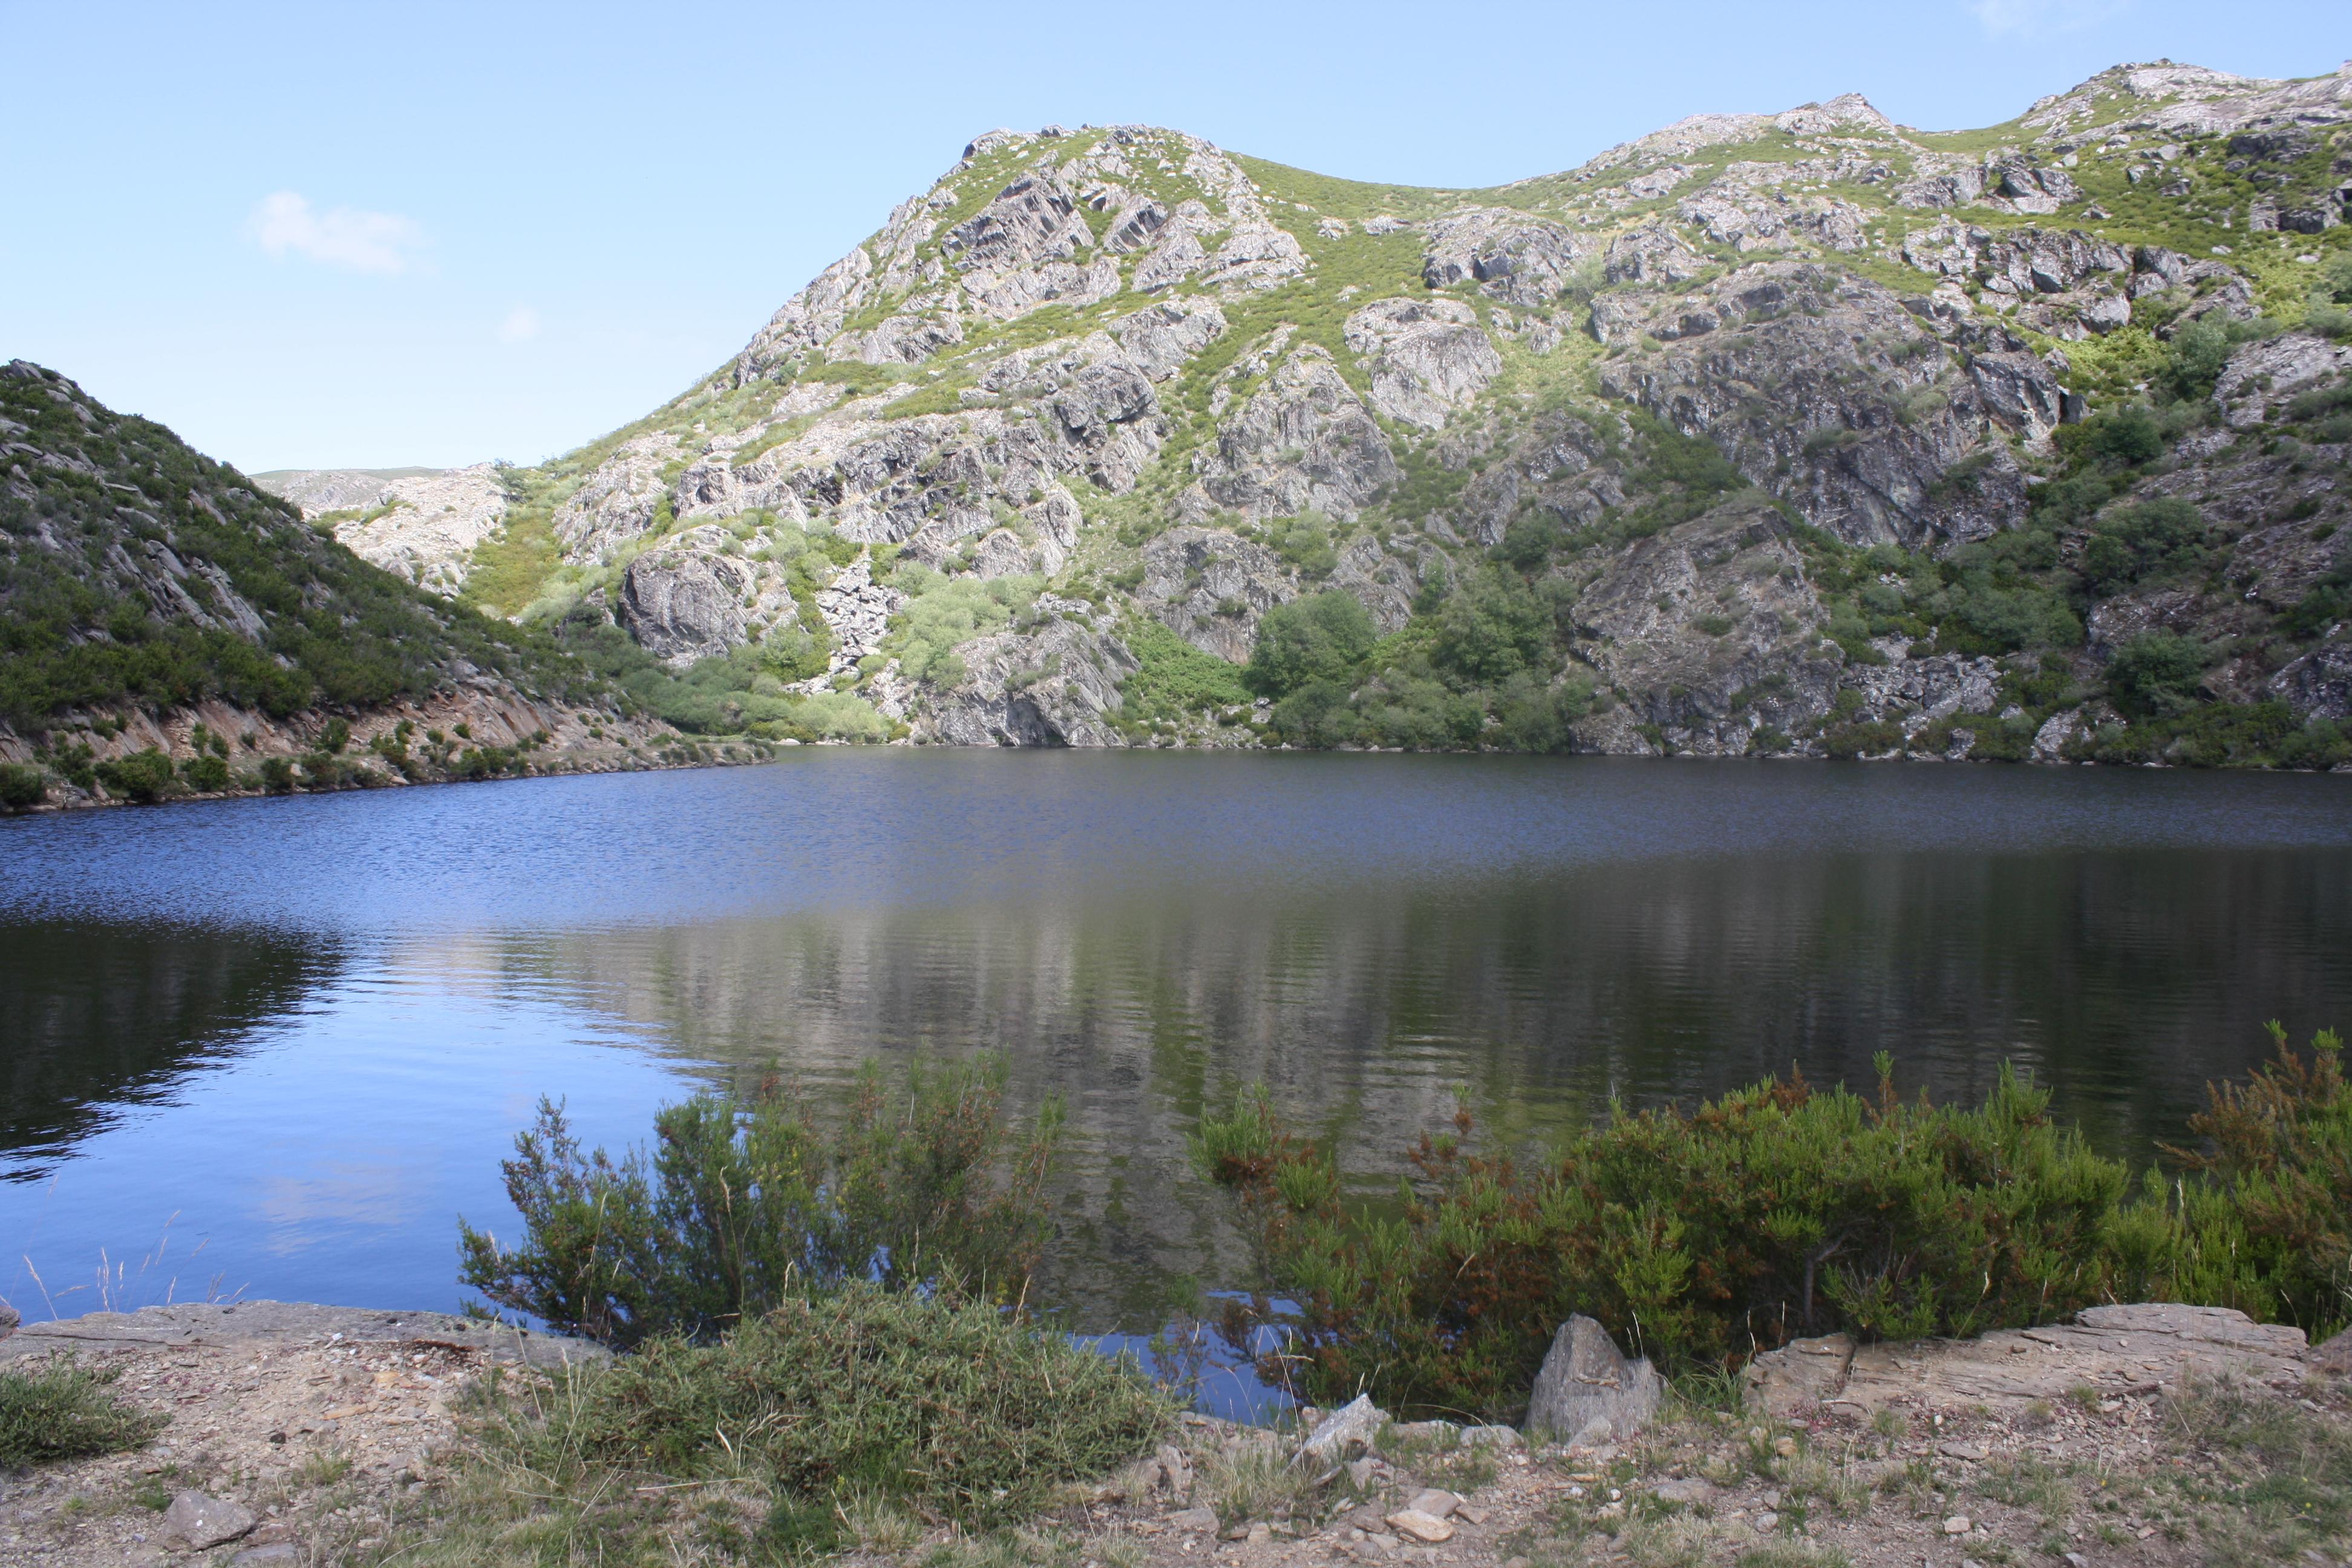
<box><xmin>2</xmin><ymin>1298</ymin><xmax>2346</xmax><ymax>1566</ymax></box>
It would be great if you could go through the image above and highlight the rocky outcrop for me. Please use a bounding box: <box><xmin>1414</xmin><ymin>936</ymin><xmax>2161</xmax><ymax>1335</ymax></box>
<box><xmin>1422</xmin><ymin>209</ymin><xmax>1589</xmax><ymax>307</ymax></box>
<box><xmin>618</xmin><ymin>526</ymin><xmax>805</xmax><ymax>667</ymax></box>
<box><xmin>921</xmin><ymin>614</ymin><xmax>1135</xmax><ymax>746</ymax></box>
<box><xmin>552</xmin><ymin>432</ymin><xmax>682</xmax><ymax>563</ymax></box>
<box><xmin>1345</xmin><ymin>298</ymin><xmax>1502</xmax><ymax>431</ymax></box>
<box><xmin>1596</xmin><ymin>263</ymin><xmax>2045</xmax><ymax>546</ymax></box>
<box><xmin>1195</xmin><ymin>346</ymin><xmax>1399</xmax><ymax>519</ymax></box>
<box><xmin>1745</xmin><ymin>1302</ymin><xmax>2317</xmax><ymax>1416</ymax></box>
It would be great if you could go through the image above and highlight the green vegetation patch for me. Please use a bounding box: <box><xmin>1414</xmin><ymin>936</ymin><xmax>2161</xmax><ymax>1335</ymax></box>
<box><xmin>1119</xmin><ymin>617</ymin><xmax>1250</xmax><ymax>723</ymax></box>
<box><xmin>1200</xmin><ymin>1024</ymin><xmax>2352</xmax><ymax>1420</ymax></box>
<box><xmin>575</xmin><ymin>1288</ymin><xmax>1169</xmax><ymax>1540</ymax></box>
<box><xmin>0</xmin><ymin>365</ymin><xmax>604</xmax><ymax>729</ymax></box>
<box><xmin>0</xmin><ymin>1357</ymin><xmax>165</xmax><ymax>1465</ymax></box>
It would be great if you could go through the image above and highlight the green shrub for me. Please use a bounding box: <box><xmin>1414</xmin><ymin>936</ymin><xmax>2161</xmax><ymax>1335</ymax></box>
<box><xmin>2105</xmin><ymin>630</ymin><xmax>2210</xmax><ymax>718</ymax></box>
<box><xmin>885</xmin><ymin>572</ymin><xmax>1039</xmax><ymax>682</ymax></box>
<box><xmin>459</xmin><ymin>1055</ymin><xmax>1065</xmax><ymax>1348</ymax></box>
<box><xmin>1246</xmin><ymin>592</ymin><xmax>1377</xmax><ymax>698</ymax></box>
<box><xmin>1263</xmin><ymin>512</ymin><xmax>1339</xmax><ymax>578</ymax></box>
<box><xmin>179</xmin><ymin>753</ymin><xmax>230</xmax><ymax>792</ymax></box>
<box><xmin>1493</xmin><ymin>512</ymin><xmax>1564</xmax><ymax>570</ymax></box>
<box><xmin>570</xmin><ymin>1287</ymin><xmax>1169</xmax><ymax>1541</ymax></box>
<box><xmin>93</xmin><ymin>748</ymin><xmax>177</xmax><ymax>802</ymax></box>
<box><xmin>0</xmin><ymin>1357</ymin><xmax>166</xmax><ymax>1465</ymax></box>
<box><xmin>0</xmin><ymin>762</ymin><xmax>45</xmax><ymax>809</ymax></box>
<box><xmin>1120</xmin><ymin>618</ymin><xmax>1250</xmax><ymax>720</ymax></box>
<box><xmin>2163</xmin><ymin>315</ymin><xmax>2272</xmax><ymax>401</ymax></box>
<box><xmin>2079</xmin><ymin>497</ymin><xmax>2208</xmax><ymax>594</ymax></box>
<box><xmin>2140</xmin><ymin>1024</ymin><xmax>2352</xmax><ymax>1336</ymax></box>
<box><xmin>1431</xmin><ymin>569</ymin><xmax>1550</xmax><ymax>685</ymax></box>
<box><xmin>1268</xmin><ymin>676</ymin><xmax>1360</xmax><ymax>745</ymax></box>
<box><xmin>2060</xmin><ymin>405</ymin><xmax>2164</xmax><ymax>469</ymax></box>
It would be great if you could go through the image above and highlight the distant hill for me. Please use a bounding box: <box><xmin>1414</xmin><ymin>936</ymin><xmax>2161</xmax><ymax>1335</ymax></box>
<box><xmin>0</xmin><ymin>362</ymin><xmax>697</xmax><ymax>808</ymax></box>
<box><xmin>251</xmin><ymin>467</ymin><xmax>443</xmax><ymax>515</ymax></box>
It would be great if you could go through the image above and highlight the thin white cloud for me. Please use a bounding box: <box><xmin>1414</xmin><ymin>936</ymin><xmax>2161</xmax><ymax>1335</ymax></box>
<box><xmin>249</xmin><ymin>191</ymin><xmax>425</xmax><ymax>275</ymax></box>
<box><xmin>497</xmin><ymin>306</ymin><xmax>541</xmax><ymax>344</ymax></box>
<box><xmin>1966</xmin><ymin>0</ymin><xmax>2128</xmax><ymax>35</ymax></box>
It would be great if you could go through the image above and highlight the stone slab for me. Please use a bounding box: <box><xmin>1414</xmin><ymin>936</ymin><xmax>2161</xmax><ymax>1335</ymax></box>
<box><xmin>0</xmin><ymin>1300</ymin><xmax>607</xmax><ymax>1370</ymax></box>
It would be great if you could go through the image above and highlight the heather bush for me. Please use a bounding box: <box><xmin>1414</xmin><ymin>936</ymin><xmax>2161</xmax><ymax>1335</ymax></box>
<box><xmin>1200</xmin><ymin>1032</ymin><xmax>2349</xmax><ymax>1419</ymax></box>
<box><xmin>460</xmin><ymin>1054</ymin><xmax>1063</xmax><ymax>1348</ymax></box>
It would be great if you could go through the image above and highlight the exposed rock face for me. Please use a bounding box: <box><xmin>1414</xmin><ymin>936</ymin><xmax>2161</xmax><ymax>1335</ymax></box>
<box><xmin>554</xmin><ymin>432</ymin><xmax>682</xmax><ymax>563</ymax></box>
<box><xmin>1196</xmin><ymin>346</ymin><xmax>1399</xmax><ymax>519</ymax></box>
<box><xmin>1345</xmin><ymin>298</ymin><xmax>1503</xmax><ymax>431</ymax></box>
<box><xmin>618</xmin><ymin>526</ymin><xmax>805</xmax><ymax>667</ymax></box>
<box><xmin>322</xmin><ymin>465</ymin><xmax>509</xmax><ymax>594</ymax></box>
<box><xmin>2213</xmin><ymin>334</ymin><xmax>2352</xmax><ymax>429</ymax></box>
<box><xmin>1422</xmin><ymin>209</ymin><xmax>1589</xmax><ymax>307</ymax></box>
<box><xmin>1525</xmin><ymin>1315</ymin><xmax>1663</xmax><ymax>1440</ymax></box>
<box><xmin>1570</xmin><ymin>495</ymin><xmax>1843</xmax><ymax>754</ymax></box>
<box><xmin>1595</xmin><ymin>264</ymin><xmax>2045</xmax><ymax>546</ymax></box>
<box><xmin>921</xmin><ymin>613</ymin><xmax>1135</xmax><ymax>746</ymax></box>
<box><xmin>1136</xmin><ymin>525</ymin><xmax>1294</xmax><ymax>661</ymax></box>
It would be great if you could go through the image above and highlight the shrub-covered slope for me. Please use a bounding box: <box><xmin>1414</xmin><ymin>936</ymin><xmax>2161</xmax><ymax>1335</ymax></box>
<box><xmin>381</xmin><ymin>62</ymin><xmax>2352</xmax><ymax>762</ymax></box>
<box><xmin>0</xmin><ymin>362</ymin><xmax>682</xmax><ymax>806</ymax></box>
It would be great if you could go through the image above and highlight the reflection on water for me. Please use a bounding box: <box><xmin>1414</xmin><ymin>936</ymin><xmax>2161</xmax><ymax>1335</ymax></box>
<box><xmin>0</xmin><ymin>921</ymin><xmax>339</xmax><ymax>1177</ymax></box>
<box><xmin>0</xmin><ymin>755</ymin><xmax>2346</xmax><ymax>1330</ymax></box>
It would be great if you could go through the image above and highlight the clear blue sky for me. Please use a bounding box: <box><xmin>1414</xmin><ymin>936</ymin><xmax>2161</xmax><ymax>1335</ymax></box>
<box><xmin>2</xmin><ymin>1</ymin><xmax>2342</xmax><ymax>472</ymax></box>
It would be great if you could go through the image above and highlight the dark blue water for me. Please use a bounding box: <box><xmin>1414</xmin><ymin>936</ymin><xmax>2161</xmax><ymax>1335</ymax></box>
<box><xmin>2</xmin><ymin>753</ymin><xmax>2347</xmax><ymax>1347</ymax></box>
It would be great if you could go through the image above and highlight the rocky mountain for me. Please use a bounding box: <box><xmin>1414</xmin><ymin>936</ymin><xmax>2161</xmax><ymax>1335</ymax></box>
<box><xmin>0</xmin><ymin>362</ymin><xmax>690</xmax><ymax>809</ymax></box>
<box><xmin>122</xmin><ymin>60</ymin><xmax>2352</xmax><ymax>765</ymax></box>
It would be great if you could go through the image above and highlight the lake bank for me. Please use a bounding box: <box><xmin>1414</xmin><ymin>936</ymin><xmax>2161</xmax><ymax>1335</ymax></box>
<box><xmin>4</xmin><ymin>1296</ymin><xmax>2347</xmax><ymax>1567</ymax></box>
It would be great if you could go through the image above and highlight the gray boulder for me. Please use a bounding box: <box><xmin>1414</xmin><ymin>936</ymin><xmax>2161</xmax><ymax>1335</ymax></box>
<box><xmin>166</xmin><ymin>1492</ymin><xmax>256</xmax><ymax>1550</ymax></box>
<box><xmin>0</xmin><ymin>1302</ymin><xmax>16</xmax><ymax>1339</ymax></box>
<box><xmin>1296</xmin><ymin>1392</ymin><xmax>1390</xmax><ymax>1466</ymax></box>
<box><xmin>1524</xmin><ymin>1315</ymin><xmax>1662</xmax><ymax>1440</ymax></box>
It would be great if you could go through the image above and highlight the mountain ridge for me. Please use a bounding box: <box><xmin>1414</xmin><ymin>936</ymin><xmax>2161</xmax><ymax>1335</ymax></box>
<box><xmin>135</xmin><ymin>57</ymin><xmax>2352</xmax><ymax>767</ymax></box>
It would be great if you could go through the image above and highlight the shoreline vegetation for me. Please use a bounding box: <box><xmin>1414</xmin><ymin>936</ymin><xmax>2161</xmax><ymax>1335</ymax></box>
<box><xmin>9</xmin><ymin>1034</ymin><xmax>2344</xmax><ymax>1563</ymax></box>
